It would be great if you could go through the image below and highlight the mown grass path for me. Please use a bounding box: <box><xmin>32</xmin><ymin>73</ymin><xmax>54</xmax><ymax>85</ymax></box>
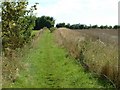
<box><xmin>10</xmin><ymin>30</ymin><xmax>112</xmax><ymax>88</ymax></box>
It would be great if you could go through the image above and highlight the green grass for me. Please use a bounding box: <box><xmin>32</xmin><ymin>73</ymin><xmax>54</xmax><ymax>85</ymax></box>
<box><xmin>31</xmin><ymin>30</ymin><xmax>39</xmax><ymax>36</ymax></box>
<box><xmin>6</xmin><ymin>30</ymin><xmax>113</xmax><ymax>88</ymax></box>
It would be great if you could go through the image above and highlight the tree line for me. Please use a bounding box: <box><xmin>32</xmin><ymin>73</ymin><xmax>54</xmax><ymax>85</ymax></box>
<box><xmin>33</xmin><ymin>17</ymin><xmax>120</xmax><ymax>30</ymax></box>
<box><xmin>56</xmin><ymin>23</ymin><xmax>120</xmax><ymax>29</ymax></box>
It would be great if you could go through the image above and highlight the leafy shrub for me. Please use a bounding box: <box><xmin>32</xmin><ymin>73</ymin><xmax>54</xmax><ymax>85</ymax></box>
<box><xmin>2</xmin><ymin>1</ymin><xmax>38</xmax><ymax>54</ymax></box>
<box><xmin>49</xmin><ymin>27</ymin><xmax>56</xmax><ymax>33</ymax></box>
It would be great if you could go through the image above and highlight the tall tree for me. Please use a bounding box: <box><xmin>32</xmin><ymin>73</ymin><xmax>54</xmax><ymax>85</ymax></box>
<box><xmin>34</xmin><ymin>16</ymin><xmax>55</xmax><ymax>30</ymax></box>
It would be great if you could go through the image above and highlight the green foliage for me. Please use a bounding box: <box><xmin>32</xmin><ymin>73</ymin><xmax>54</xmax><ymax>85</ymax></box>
<box><xmin>56</xmin><ymin>23</ymin><xmax>89</xmax><ymax>29</ymax></box>
<box><xmin>108</xmin><ymin>26</ymin><xmax>112</xmax><ymax>29</ymax></box>
<box><xmin>65</xmin><ymin>23</ymin><xmax>70</xmax><ymax>28</ymax></box>
<box><xmin>91</xmin><ymin>25</ymin><xmax>98</xmax><ymax>29</ymax></box>
<box><xmin>2</xmin><ymin>1</ymin><xmax>37</xmax><ymax>52</ymax></box>
<box><xmin>56</xmin><ymin>23</ymin><xmax>118</xmax><ymax>30</ymax></box>
<box><xmin>49</xmin><ymin>27</ymin><xmax>56</xmax><ymax>33</ymax></box>
<box><xmin>99</xmin><ymin>25</ymin><xmax>110</xmax><ymax>29</ymax></box>
<box><xmin>113</xmin><ymin>25</ymin><xmax>120</xmax><ymax>29</ymax></box>
<box><xmin>99</xmin><ymin>25</ymin><xmax>104</xmax><ymax>29</ymax></box>
<box><xmin>34</xmin><ymin>16</ymin><xmax>55</xmax><ymax>30</ymax></box>
<box><xmin>56</xmin><ymin>23</ymin><xmax>66</xmax><ymax>28</ymax></box>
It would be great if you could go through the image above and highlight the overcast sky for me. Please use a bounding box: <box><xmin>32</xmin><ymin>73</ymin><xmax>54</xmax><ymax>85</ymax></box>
<box><xmin>29</xmin><ymin>0</ymin><xmax>119</xmax><ymax>26</ymax></box>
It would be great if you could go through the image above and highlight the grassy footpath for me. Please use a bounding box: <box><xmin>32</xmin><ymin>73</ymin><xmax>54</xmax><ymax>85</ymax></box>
<box><xmin>7</xmin><ymin>30</ymin><xmax>113</xmax><ymax>88</ymax></box>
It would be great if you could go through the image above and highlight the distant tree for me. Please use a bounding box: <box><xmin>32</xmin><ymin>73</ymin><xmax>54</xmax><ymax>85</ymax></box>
<box><xmin>69</xmin><ymin>24</ymin><xmax>75</xmax><ymax>29</ymax></box>
<box><xmin>86</xmin><ymin>24</ymin><xmax>91</xmax><ymax>29</ymax></box>
<box><xmin>84</xmin><ymin>25</ymin><xmax>90</xmax><ymax>29</ymax></box>
<box><xmin>104</xmin><ymin>25</ymin><xmax>108</xmax><ymax>29</ymax></box>
<box><xmin>113</xmin><ymin>25</ymin><xmax>120</xmax><ymax>29</ymax></box>
<box><xmin>56</xmin><ymin>23</ymin><xmax>65</xmax><ymax>28</ymax></box>
<box><xmin>108</xmin><ymin>26</ymin><xmax>112</xmax><ymax>29</ymax></box>
<box><xmin>79</xmin><ymin>24</ymin><xmax>85</xmax><ymax>29</ymax></box>
<box><xmin>65</xmin><ymin>23</ymin><xmax>70</xmax><ymax>28</ymax></box>
<box><xmin>34</xmin><ymin>16</ymin><xmax>55</xmax><ymax>30</ymax></box>
<box><xmin>68</xmin><ymin>24</ymin><xmax>86</xmax><ymax>29</ymax></box>
<box><xmin>71</xmin><ymin>24</ymin><xmax>80</xmax><ymax>29</ymax></box>
<box><xmin>91</xmin><ymin>25</ymin><xmax>98</xmax><ymax>29</ymax></box>
<box><xmin>99</xmin><ymin>25</ymin><xmax>104</xmax><ymax>29</ymax></box>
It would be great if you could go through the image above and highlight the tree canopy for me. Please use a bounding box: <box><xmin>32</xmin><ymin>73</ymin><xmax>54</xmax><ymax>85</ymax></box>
<box><xmin>34</xmin><ymin>16</ymin><xmax>55</xmax><ymax>30</ymax></box>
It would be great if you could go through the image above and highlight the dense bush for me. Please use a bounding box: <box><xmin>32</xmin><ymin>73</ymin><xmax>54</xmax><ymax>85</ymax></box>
<box><xmin>49</xmin><ymin>27</ymin><xmax>56</xmax><ymax>33</ymax></box>
<box><xmin>2</xmin><ymin>1</ymin><xmax>37</xmax><ymax>53</ymax></box>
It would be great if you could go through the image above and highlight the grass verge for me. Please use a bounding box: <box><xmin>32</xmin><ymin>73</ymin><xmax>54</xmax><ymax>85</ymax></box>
<box><xmin>3</xmin><ymin>29</ymin><xmax>114</xmax><ymax>88</ymax></box>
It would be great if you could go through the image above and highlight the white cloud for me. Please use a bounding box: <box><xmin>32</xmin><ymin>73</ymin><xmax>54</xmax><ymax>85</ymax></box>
<box><xmin>34</xmin><ymin>0</ymin><xmax>118</xmax><ymax>26</ymax></box>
